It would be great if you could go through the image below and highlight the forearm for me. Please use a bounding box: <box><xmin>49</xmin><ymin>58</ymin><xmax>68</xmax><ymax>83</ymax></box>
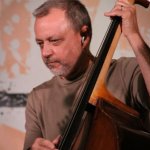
<box><xmin>127</xmin><ymin>33</ymin><xmax>150</xmax><ymax>95</ymax></box>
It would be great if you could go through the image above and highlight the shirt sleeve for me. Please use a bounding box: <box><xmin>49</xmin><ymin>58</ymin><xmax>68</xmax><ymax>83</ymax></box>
<box><xmin>105</xmin><ymin>57</ymin><xmax>150</xmax><ymax>132</ymax></box>
<box><xmin>23</xmin><ymin>90</ymin><xmax>42</xmax><ymax>150</ymax></box>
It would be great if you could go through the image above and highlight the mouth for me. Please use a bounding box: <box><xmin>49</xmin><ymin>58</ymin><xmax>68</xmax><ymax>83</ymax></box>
<box><xmin>46</xmin><ymin>61</ymin><xmax>61</xmax><ymax>69</ymax></box>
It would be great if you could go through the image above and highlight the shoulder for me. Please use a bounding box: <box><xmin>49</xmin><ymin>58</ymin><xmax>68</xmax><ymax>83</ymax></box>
<box><xmin>106</xmin><ymin>57</ymin><xmax>141</xmax><ymax>103</ymax></box>
<box><xmin>33</xmin><ymin>76</ymin><xmax>57</xmax><ymax>91</ymax></box>
<box><xmin>108</xmin><ymin>57</ymin><xmax>140</xmax><ymax>82</ymax></box>
<box><xmin>109</xmin><ymin>57</ymin><xmax>140</xmax><ymax>78</ymax></box>
<box><xmin>26</xmin><ymin>76</ymin><xmax>58</xmax><ymax>105</ymax></box>
<box><xmin>111</xmin><ymin>57</ymin><xmax>138</xmax><ymax>70</ymax></box>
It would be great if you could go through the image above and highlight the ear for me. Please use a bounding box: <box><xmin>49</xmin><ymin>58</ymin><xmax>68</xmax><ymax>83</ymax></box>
<box><xmin>80</xmin><ymin>25</ymin><xmax>88</xmax><ymax>39</ymax></box>
<box><xmin>80</xmin><ymin>25</ymin><xmax>90</xmax><ymax>48</ymax></box>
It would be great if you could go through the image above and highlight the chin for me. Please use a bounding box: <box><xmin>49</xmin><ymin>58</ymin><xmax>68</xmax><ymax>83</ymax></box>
<box><xmin>50</xmin><ymin>69</ymin><xmax>67</xmax><ymax>77</ymax></box>
<box><xmin>50</xmin><ymin>65</ymin><xmax>72</xmax><ymax>77</ymax></box>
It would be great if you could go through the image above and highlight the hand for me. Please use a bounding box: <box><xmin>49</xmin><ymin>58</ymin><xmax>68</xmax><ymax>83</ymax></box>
<box><xmin>104</xmin><ymin>0</ymin><xmax>140</xmax><ymax>39</ymax></box>
<box><xmin>31</xmin><ymin>135</ymin><xmax>61</xmax><ymax>150</ymax></box>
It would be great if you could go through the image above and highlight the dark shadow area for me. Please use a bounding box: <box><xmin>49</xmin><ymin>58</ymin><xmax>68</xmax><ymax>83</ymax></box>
<box><xmin>0</xmin><ymin>92</ymin><xmax>27</xmax><ymax>107</ymax></box>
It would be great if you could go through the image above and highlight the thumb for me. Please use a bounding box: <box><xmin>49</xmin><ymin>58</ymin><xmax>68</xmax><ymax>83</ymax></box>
<box><xmin>52</xmin><ymin>135</ymin><xmax>62</xmax><ymax>146</ymax></box>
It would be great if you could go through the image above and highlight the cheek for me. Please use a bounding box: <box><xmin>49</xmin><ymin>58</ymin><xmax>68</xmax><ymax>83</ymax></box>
<box><xmin>71</xmin><ymin>41</ymin><xmax>82</xmax><ymax>58</ymax></box>
<box><xmin>55</xmin><ymin>33</ymin><xmax>82</xmax><ymax>64</ymax></box>
<box><xmin>41</xmin><ymin>56</ymin><xmax>46</xmax><ymax>64</ymax></box>
<box><xmin>63</xmin><ymin>42</ymin><xmax>82</xmax><ymax>63</ymax></box>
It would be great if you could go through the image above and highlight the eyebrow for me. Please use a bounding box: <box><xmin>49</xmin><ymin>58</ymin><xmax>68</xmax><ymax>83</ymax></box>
<box><xmin>35</xmin><ymin>35</ymin><xmax>58</xmax><ymax>42</ymax></box>
<box><xmin>35</xmin><ymin>38</ymin><xmax>43</xmax><ymax>42</ymax></box>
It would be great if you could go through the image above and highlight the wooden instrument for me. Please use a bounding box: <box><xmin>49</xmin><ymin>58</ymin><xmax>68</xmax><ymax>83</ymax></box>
<box><xmin>57</xmin><ymin>0</ymin><xmax>150</xmax><ymax>149</ymax></box>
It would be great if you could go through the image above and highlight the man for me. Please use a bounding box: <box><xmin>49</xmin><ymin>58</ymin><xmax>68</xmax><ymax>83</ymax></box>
<box><xmin>24</xmin><ymin>0</ymin><xmax>150</xmax><ymax>149</ymax></box>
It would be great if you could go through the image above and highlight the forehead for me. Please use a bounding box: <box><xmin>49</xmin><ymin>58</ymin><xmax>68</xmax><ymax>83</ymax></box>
<box><xmin>34</xmin><ymin>8</ymin><xmax>73</xmax><ymax>38</ymax></box>
<box><xmin>35</xmin><ymin>8</ymin><xmax>73</xmax><ymax>33</ymax></box>
<box><xmin>35</xmin><ymin>8</ymin><xmax>70</xmax><ymax>28</ymax></box>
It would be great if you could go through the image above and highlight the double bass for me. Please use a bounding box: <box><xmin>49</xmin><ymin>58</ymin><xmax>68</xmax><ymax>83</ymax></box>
<box><xmin>58</xmin><ymin>0</ymin><xmax>150</xmax><ymax>149</ymax></box>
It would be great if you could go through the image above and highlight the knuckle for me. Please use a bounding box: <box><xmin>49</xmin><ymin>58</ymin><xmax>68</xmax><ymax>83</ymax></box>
<box><xmin>35</xmin><ymin>137</ymin><xmax>42</xmax><ymax>142</ymax></box>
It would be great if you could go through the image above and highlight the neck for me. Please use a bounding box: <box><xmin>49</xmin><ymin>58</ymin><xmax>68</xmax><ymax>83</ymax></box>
<box><xmin>64</xmin><ymin>50</ymin><xmax>94</xmax><ymax>81</ymax></box>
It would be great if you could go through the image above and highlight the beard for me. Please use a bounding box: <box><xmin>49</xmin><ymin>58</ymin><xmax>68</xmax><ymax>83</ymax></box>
<box><xmin>50</xmin><ymin>64</ymin><xmax>70</xmax><ymax>77</ymax></box>
<box><xmin>44</xmin><ymin>58</ymin><xmax>71</xmax><ymax>77</ymax></box>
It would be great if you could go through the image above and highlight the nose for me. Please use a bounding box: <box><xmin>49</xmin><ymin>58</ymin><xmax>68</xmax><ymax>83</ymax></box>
<box><xmin>42</xmin><ymin>42</ymin><xmax>53</xmax><ymax>58</ymax></box>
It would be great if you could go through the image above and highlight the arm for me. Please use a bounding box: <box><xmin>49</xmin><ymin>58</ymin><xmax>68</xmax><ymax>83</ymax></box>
<box><xmin>127</xmin><ymin>31</ymin><xmax>150</xmax><ymax>95</ymax></box>
<box><xmin>105</xmin><ymin>0</ymin><xmax>150</xmax><ymax>95</ymax></box>
<box><xmin>24</xmin><ymin>91</ymin><xmax>61</xmax><ymax>150</ymax></box>
<box><xmin>24</xmin><ymin>91</ymin><xmax>43</xmax><ymax>150</ymax></box>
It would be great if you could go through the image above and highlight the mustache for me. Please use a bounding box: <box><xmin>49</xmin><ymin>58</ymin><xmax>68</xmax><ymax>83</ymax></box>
<box><xmin>44</xmin><ymin>57</ymin><xmax>60</xmax><ymax>64</ymax></box>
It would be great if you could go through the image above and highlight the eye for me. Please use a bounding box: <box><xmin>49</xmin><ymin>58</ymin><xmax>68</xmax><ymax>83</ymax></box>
<box><xmin>36</xmin><ymin>41</ymin><xmax>44</xmax><ymax>49</ymax></box>
<box><xmin>50</xmin><ymin>38</ymin><xmax>62</xmax><ymax>46</ymax></box>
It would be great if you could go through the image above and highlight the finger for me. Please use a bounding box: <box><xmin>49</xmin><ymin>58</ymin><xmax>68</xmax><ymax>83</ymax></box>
<box><xmin>52</xmin><ymin>135</ymin><xmax>62</xmax><ymax>146</ymax></box>
<box><xmin>104</xmin><ymin>1</ymin><xmax>134</xmax><ymax>17</ymax></box>
<box><xmin>116</xmin><ymin>0</ymin><xmax>135</xmax><ymax>10</ymax></box>
<box><xmin>104</xmin><ymin>9</ymin><xmax>123</xmax><ymax>17</ymax></box>
<box><xmin>104</xmin><ymin>2</ymin><xmax>125</xmax><ymax>16</ymax></box>
<box><xmin>39</xmin><ymin>138</ymin><xmax>56</xmax><ymax>149</ymax></box>
<box><xmin>118</xmin><ymin>0</ymin><xmax>130</xmax><ymax>4</ymax></box>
